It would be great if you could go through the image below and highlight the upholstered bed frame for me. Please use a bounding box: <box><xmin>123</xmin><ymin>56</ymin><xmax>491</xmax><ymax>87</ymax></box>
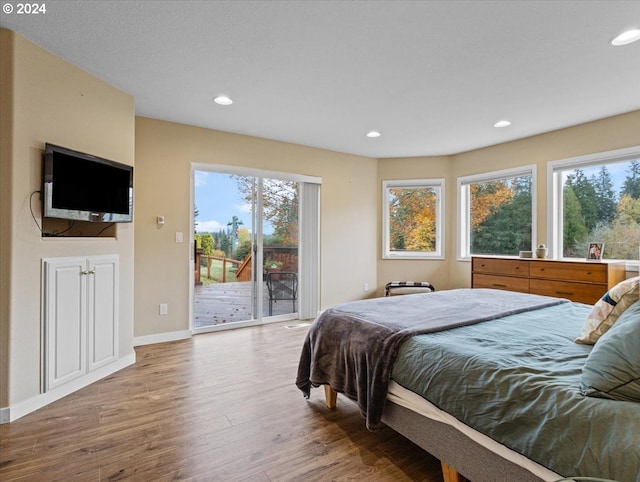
<box><xmin>324</xmin><ymin>386</ymin><xmax>545</xmax><ymax>482</ymax></box>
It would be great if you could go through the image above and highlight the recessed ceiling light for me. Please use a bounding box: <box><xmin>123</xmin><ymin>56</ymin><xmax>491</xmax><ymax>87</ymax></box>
<box><xmin>366</xmin><ymin>130</ymin><xmax>381</xmax><ymax>138</ymax></box>
<box><xmin>611</xmin><ymin>28</ymin><xmax>640</xmax><ymax>46</ymax></box>
<box><xmin>494</xmin><ymin>120</ymin><xmax>511</xmax><ymax>128</ymax></box>
<box><xmin>214</xmin><ymin>95</ymin><xmax>233</xmax><ymax>105</ymax></box>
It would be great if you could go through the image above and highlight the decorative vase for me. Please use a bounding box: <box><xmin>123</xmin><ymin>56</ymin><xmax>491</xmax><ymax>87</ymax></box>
<box><xmin>536</xmin><ymin>247</ymin><xmax>548</xmax><ymax>259</ymax></box>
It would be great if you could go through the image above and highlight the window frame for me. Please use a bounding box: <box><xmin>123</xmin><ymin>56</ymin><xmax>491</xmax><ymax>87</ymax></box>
<box><xmin>457</xmin><ymin>165</ymin><xmax>537</xmax><ymax>261</ymax></box>
<box><xmin>382</xmin><ymin>178</ymin><xmax>445</xmax><ymax>260</ymax></box>
<box><xmin>547</xmin><ymin>145</ymin><xmax>640</xmax><ymax>267</ymax></box>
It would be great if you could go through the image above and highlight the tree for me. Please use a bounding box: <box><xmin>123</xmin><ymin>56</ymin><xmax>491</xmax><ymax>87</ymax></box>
<box><xmin>195</xmin><ymin>233</ymin><xmax>215</xmax><ymax>266</ymax></box>
<box><xmin>621</xmin><ymin>160</ymin><xmax>640</xmax><ymax>199</ymax></box>
<box><xmin>469</xmin><ymin>180</ymin><xmax>513</xmax><ymax>229</ymax></box>
<box><xmin>233</xmin><ymin>176</ymin><xmax>299</xmax><ymax>246</ymax></box>
<box><xmin>565</xmin><ymin>170</ymin><xmax>598</xmax><ymax>232</ymax></box>
<box><xmin>470</xmin><ymin>176</ymin><xmax>531</xmax><ymax>255</ymax></box>
<box><xmin>562</xmin><ymin>185</ymin><xmax>588</xmax><ymax>256</ymax></box>
<box><xmin>234</xmin><ymin>239</ymin><xmax>252</xmax><ymax>261</ymax></box>
<box><xmin>593</xmin><ymin>166</ymin><xmax>616</xmax><ymax>224</ymax></box>
<box><xmin>388</xmin><ymin>187</ymin><xmax>437</xmax><ymax>251</ymax></box>
<box><xmin>617</xmin><ymin>194</ymin><xmax>640</xmax><ymax>224</ymax></box>
<box><xmin>213</xmin><ymin>229</ymin><xmax>232</xmax><ymax>257</ymax></box>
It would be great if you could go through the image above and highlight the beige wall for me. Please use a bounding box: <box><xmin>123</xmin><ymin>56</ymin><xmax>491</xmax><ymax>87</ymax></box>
<box><xmin>0</xmin><ymin>30</ymin><xmax>135</xmax><ymax>409</ymax></box>
<box><xmin>376</xmin><ymin>155</ymin><xmax>453</xmax><ymax>296</ymax></box>
<box><xmin>376</xmin><ymin>111</ymin><xmax>640</xmax><ymax>291</ymax></box>
<box><xmin>134</xmin><ymin>117</ymin><xmax>378</xmax><ymax>338</ymax></box>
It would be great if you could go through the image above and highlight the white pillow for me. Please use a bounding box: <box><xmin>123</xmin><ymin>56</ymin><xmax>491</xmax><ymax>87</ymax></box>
<box><xmin>575</xmin><ymin>276</ymin><xmax>640</xmax><ymax>345</ymax></box>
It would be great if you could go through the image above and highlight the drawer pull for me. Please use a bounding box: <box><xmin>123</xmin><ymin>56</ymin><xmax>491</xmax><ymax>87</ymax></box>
<box><xmin>492</xmin><ymin>283</ymin><xmax>508</xmax><ymax>288</ymax></box>
<box><xmin>556</xmin><ymin>291</ymin><xmax>574</xmax><ymax>296</ymax></box>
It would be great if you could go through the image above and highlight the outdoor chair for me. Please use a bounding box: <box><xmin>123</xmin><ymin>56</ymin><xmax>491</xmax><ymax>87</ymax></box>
<box><xmin>266</xmin><ymin>271</ymin><xmax>298</xmax><ymax>316</ymax></box>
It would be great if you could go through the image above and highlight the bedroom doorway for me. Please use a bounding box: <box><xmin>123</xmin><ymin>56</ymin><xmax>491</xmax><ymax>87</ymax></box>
<box><xmin>191</xmin><ymin>165</ymin><xmax>320</xmax><ymax>333</ymax></box>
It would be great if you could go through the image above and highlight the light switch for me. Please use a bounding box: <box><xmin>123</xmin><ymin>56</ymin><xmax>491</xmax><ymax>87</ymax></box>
<box><xmin>175</xmin><ymin>232</ymin><xmax>183</xmax><ymax>243</ymax></box>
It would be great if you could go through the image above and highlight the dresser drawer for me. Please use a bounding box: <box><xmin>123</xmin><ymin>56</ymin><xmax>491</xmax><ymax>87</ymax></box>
<box><xmin>472</xmin><ymin>258</ymin><xmax>529</xmax><ymax>277</ymax></box>
<box><xmin>529</xmin><ymin>261</ymin><xmax>607</xmax><ymax>283</ymax></box>
<box><xmin>473</xmin><ymin>273</ymin><xmax>530</xmax><ymax>292</ymax></box>
<box><xmin>529</xmin><ymin>279</ymin><xmax>607</xmax><ymax>304</ymax></box>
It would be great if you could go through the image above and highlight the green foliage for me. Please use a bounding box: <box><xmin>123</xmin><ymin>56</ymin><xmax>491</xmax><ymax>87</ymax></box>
<box><xmin>213</xmin><ymin>229</ymin><xmax>233</xmax><ymax>258</ymax></box>
<box><xmin>593</xmin><ymin>166</ymin><xmax>617</xmax><ymax>222</ymax></box>
<box><xmin>233</xmin><ymin>176</ymin><xmax>299</xmax><ymax>247</ymax></box>
<box><xmin>562</xmin><ymin>186</ymin><xmax>588</xmax><ymax>256</ymax></box>
<box><xmin>234</xmin><ymin>240</ymin><xmax>252</xmax><ymax>261</ymax></box>
<box><xmin>195</xmin><ymin>233</ymin><xmax>214</xmax><ymax>255</ymax></box>
<box><xmin>470</xmin><ymin>176</ymin><xmax>532</xmax><ymax>255</ymax></box>
<box><xmin>562</xmin><ymin>164</ymin><xmax>640</xmax><ymax>260</ymax></box>
<box><xmin>388</xmin><ymin>186</ymin><xmax>437</xmax><ymax>252</ymax></box>
<box><xmin>566</xmin><ymin>170</ymin><xmax>598</xmax><ymax>232</ymax></box>
<box><xmin>621</xmin><ymin>160</ymin><xmax>640</xmax><ymax>199</ymax></box>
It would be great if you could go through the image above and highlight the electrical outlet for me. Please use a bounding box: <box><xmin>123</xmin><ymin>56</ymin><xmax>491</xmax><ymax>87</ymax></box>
<box><xmin>159</xmin><ymin>303</ymin><xmax>168</xmax><ymax>315</ymax></box>
<box><xmin>363</xmin><ymin>283</ymin><xmax>369</xmax><ymax>292</ymax></box>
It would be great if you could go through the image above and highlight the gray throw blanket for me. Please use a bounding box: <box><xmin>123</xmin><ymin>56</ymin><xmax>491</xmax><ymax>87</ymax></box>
<box><xmin>296</xmin><ymin>288</ymin><xmax>568</xmax><ymax>430</ymax></box>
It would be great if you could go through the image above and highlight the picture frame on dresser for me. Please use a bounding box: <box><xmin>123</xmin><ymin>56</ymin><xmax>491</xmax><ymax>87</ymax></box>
<box><xmin>587</xmin><ymin>242</ymin><xmax>604</xmax><ymax>260</ymax></box>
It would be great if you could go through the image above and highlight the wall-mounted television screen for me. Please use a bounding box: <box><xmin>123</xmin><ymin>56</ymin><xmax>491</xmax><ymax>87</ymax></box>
<box><xmin>42</xmin><ymin>143</ymin><xmax>133</xmax><ymax>223</ymax></box>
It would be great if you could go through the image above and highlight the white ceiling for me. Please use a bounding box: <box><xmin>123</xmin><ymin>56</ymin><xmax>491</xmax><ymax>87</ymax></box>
<box><xmin>2</xmin><ymin>0</ymin><xmax>639</xmax><ymax>158</ymax></box>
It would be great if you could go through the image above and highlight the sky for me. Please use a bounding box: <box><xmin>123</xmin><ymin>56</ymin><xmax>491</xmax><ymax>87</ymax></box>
<box><xmin>563</xmin><ymin>159</ymin><xmax>633</xmax><ymax>194</ymax></box>
<box><xmin>194</xmin><ymin>171</ymin><xmax>253</xmax><ymax>234</ymax></box>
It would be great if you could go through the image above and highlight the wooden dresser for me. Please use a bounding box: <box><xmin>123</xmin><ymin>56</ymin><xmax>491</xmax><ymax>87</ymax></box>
<box><xmin>471</xmin><ymin>256</ymin><xmax>626</xmax><ymax>304</ymax></box>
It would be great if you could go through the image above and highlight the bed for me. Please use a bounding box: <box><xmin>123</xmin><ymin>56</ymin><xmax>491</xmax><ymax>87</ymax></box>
<box><xmin>296</xmin><ymin>287</ymin><xmax>640</xmax><ymax>482</ymax></box>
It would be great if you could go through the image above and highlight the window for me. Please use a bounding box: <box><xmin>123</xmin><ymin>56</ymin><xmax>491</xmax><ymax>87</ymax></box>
<box><xmin>458</xmin><ymin>166</ymin><xmax>535</xmax><ymax>259</ymax></box>
<box><xmin>382</xmin><ymin>179</ymin><xmax>444</xmax><ymax>259</ymax></box>
<box><xmin>548</xmin><ymin>146</ymin><xmax>640</xmax><ymax>265</ymax></box>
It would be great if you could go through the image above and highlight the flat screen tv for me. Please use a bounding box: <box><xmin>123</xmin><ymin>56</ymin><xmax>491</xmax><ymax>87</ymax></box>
<box><xmin>42</xmin><ymin>143</ymin><xmax>133</xmax><ymax>223</ymax></box>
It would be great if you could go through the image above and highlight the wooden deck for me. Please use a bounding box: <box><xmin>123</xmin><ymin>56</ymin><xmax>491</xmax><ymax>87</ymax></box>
<box><xmin>194</xmin><ymin>281</ymin><xmax>297</xmax><ymax>328</ymax></box>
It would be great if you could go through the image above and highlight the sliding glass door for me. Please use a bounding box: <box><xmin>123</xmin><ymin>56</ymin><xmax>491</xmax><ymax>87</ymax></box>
<box><xmin>191</xmin><ymin>166</ymin><xmax>318</xmax><ymax>333</ymax></box>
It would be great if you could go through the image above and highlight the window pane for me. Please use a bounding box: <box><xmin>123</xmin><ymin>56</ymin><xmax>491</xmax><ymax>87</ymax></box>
<box><xmin>388</xmin><ymin>186</ymin><xmax>437</xmax><ymax>252</ymax></box>
<box><xmin>560</xmin><ymin>159</ymin><xmax>640</xmax><ymax>260</ymax></box>
<box><xmin>383</xmin><ymin>180</ymin><xmax>443</xmax><ymax>259</ymax></box>
<box><xmin>469</xmin><ymin>175</ymin><xmax>532</xmax><ymax>256</ymax></box>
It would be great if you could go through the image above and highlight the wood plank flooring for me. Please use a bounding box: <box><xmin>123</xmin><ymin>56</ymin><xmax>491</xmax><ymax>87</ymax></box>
<box><xmin>0</xmin><ymin>322</ymin><xmax>444</xmax><ymax>481</ymax></box>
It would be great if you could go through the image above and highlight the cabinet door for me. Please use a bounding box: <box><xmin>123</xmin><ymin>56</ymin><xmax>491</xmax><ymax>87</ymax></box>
<box><xmin>87</xmin><ymin>255</ymin><xmax>119</xmax><ymax>371</ymax></box>
<box><xmin>43</xmin><ymin>258</ymin><xmax>87</xmax><ymax>391</ymax></box>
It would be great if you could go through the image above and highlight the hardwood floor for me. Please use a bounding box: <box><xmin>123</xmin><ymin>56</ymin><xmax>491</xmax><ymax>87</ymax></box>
<box><xmin>0</xmin><ymin>322</ymin><xmax>444</xmax><ymax>481</ymax></box>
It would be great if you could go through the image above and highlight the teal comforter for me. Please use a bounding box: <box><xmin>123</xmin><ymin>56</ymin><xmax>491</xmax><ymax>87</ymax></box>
<box><xmin>392</xmin><ymin>302</ymin><xmax>640</xmax><ymax>482</ymax></box>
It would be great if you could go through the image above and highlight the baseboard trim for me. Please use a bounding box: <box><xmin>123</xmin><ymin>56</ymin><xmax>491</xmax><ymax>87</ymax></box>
<box><xmin>1</xmin><ymin>353</ymin><xmax>136</xmax><ymax>424</ymax></box>
<box><xmin>133</xmin><ymin>330</ymin><xmax>191</xmax><ymax>346</ymax></box>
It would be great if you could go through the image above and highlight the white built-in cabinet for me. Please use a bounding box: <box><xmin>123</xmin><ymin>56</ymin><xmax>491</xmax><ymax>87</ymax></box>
<box><xmin>42</xmin><ymin>255</ymin><xmax>119</xmax><ymax>391</ymax></box>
